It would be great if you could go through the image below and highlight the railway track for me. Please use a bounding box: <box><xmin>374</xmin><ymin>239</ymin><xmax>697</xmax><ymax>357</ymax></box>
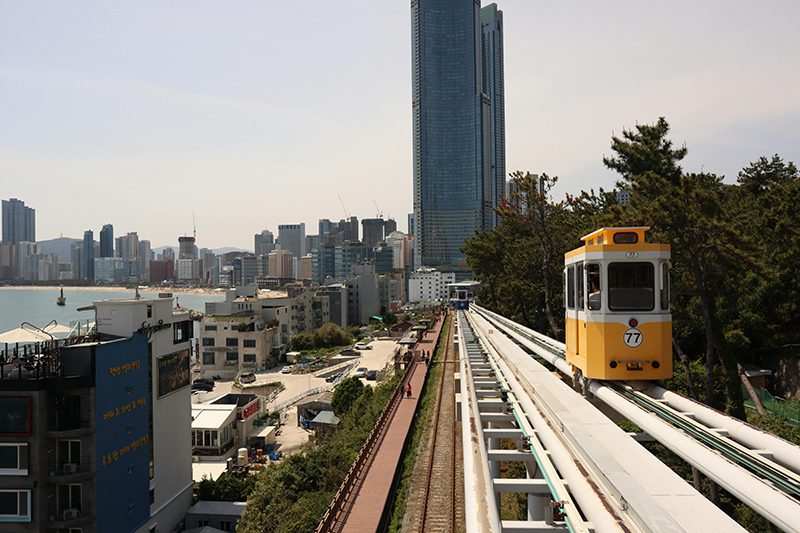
<box><xmin>401</xmin><ymin>314</ymin><xmax>465</xmax><ymax>533</ymax></box>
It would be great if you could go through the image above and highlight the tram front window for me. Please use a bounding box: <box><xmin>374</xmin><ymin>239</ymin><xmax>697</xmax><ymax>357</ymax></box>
<box><xmin>608</xmin><ymin>262</ymin><xmax>654</xmax><ymax>311</ymax></box>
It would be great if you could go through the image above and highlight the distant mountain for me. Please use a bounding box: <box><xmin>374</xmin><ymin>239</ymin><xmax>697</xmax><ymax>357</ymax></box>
<box><xmin>39</xmin><ymin>237</ymin><xmax>80</xmax><ymax>264</ymax></box>
<box><xmin>36</xmin><ymin>239</ymin><xmax>252</xmax><ymax>264</ymax></box>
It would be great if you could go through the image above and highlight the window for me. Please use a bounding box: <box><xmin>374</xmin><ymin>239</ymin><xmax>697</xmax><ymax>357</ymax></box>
<box><xmin>613</xmin><ymin>232</ymin><xmax>638</xmax><ymax>244</ymax></box>
<box><xmin>150</xmin><ymin>488</ymin><xmax>155</xmax><ymax>505</ymax></box>
<box><xmin>202</xmin><ymin>353</ymin><xmax>215</xmax><ymax>365</ymax></box>
<box><xmin>243</xmin><ymin>354</ymin><xmax>256</xmax><ymax>363</ymax></box>
<box><xmin>0</xmin><ymin>397</ymin><xmax>31</xmax><ymax>436</ymax></box>
<box><xmin>0</xmin><ymin>444</ymin><xmax>27</xmax><ymax>475</ymax></box>
<box><xmin>0</xmin><ymin>490</ymin><xmax>30</xmax><ymax>521</ymax></box>
<box><xmin>147</xmin><ymin>305</ymin><xmax>152</xmax><ymax>318</ymax></box>
<box><xmin>58</xmin><ymin>440</ymin><xmax>81</xmax><ymax>474</ymax></box>
<box><xmin>608</xmin><ymin>262</ymin><xmax>655</xmax><ymax>311</ymax></box>
<box><xmin>243</xmin><ymin>339</ymin><xmax>256</xmax><ymax>348</ymax></box>
<box><xmin>219</xmin><ymin>520</ymin><xmax>232</xmax><ymax>531</ymax></box>
<box><xmin>204</xmin><ymin>325</ymin><xmax>217</xmax><ymax>331</ymax></box>
<box><xmin>202</xmin><ymin>338</ymin><xmax>215</xmax><ymax>347</ymax></box>
<box><xmin>226</xmin><ymin>352</ymin><xmax>238</xmax><ymax>362</ymax></box>
<box><xmin>586</xmin><ymin>264</ymin><xmax>601</xmax><ymax>311</ymax></box>
<box><xmin>576</xmin><ymin>262</ymin><xmax>584</xmax><ymax>309</ymax></box>
<box><xmin>660</xmin><ymin>262</ymin><xmax>670</xmax><ymax>311</ymax></box>
<box><xmin>566</xmin><ymin>267</ymin><xmax>575</xmax><ymax>309</ymax></box>
<box><xmin>174</xmin><ymin>321</ymin><xmax>192</xmax><ymax>344</ymax></box>
<box><xmin>226</xmin><ymin>338</ymin><xmax>238</xmax><ymax>347</ymax></box>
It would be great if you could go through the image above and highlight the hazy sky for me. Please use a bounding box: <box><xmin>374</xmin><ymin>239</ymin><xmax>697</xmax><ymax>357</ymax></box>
<box><xmin>3</xmin><ymin>1</ymin><xmax>799</xmax><ymax>250</ymax></box>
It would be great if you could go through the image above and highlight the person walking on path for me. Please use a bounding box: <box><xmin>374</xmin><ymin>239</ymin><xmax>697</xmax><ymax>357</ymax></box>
<box><xmin>406</xmin><ymin>383</ymin><xmax>412</xmax><ymax>398</ymax></box>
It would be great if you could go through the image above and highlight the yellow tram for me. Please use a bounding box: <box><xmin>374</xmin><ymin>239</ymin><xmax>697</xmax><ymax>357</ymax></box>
<box><xmin>564</xmin><ymin>227</ymin><xmax>672</xmax><ymax>382</ymax></box>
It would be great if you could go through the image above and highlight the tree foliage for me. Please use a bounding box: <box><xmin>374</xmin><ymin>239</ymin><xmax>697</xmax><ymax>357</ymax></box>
<box><xmin>238</xmin><ymin>373</ymin><xmax>401</xmax><ymax>533</ymax></box>
<box><xmin>197</xmin><ymin>473</ymin><xmax>258</xmax><ymax>502</ymax></box>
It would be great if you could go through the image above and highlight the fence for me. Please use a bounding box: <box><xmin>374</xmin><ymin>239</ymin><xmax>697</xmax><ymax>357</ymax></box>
<box><xmin>743</xmin><ymin>386</ymin><xmax>800</xmax><ymax>426</ymax></box>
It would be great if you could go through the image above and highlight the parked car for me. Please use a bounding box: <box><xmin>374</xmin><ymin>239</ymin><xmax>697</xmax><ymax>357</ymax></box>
<box><xmin>365</xmin><ymin>370</ymin><xmax>378</xmax><ymax>380</ymax></box>
<box><xmin>281</xmin><ymin>366</ymin><xmax>292</xmax><ymax>374</ymax></box>
<box><xmin>340</xmin><ymin>348</ymin><xmax>359</xmax><ymax>356</ymax></box>
<box><xmin>240</xmin><ymin>372</ymin><xmax>256</xmax><ymax>383</ymax></box>
<box><xmin>325</xmin><ymin>373</ymin><xmax>341</xmax><ymax>383</ymax></box>
<box><xmin>355</xmin><ymin>342</ymin><xmax>372</xmax><ymax>350</ymax></box>
<box><xmin>354</xmin><ymin>367</ymin><xmax>368</xmax><ymax>378</ymax></box>
<box><xmin>193</xmin><ymin>378</ymin><xmax>215</xmax><ymax>388</ymax></box>
<box><xmin>191</xmin><ymin>381</ymin><xmax>213</xmax><ymax>392</ymax></box>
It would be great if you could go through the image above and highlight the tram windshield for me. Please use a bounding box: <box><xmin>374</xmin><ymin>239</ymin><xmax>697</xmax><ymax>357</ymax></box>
<box><xmin>607</xmin><ymin>262</ymin><xmax>654</xmax><ymax>311</ymax></box>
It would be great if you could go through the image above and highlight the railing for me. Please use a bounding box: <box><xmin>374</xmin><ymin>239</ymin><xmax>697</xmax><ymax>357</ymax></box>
<box><xmin>48</xmin><ymin>499</ymin><xmax>92</xmax><ymax>522</ymax></box>
<box><xmin>315</xmin><ymin>359</ymin><xmax>416</xmax><ymax>533</ymax></box>
<box><xmin>48</xmin><ymin>455</ymin><xmax>93</xmax><ymax>477</ymax></box>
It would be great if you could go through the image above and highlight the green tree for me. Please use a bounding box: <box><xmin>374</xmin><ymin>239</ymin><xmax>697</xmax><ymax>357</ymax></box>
<box><xmin>382</xmin><ymin>312</ymin><xmax>398</xmax><ymax>329</ymax></box>
<box><xmin>197</xmin><ymin>473</ymin><xmax>258</xmax><ymax>502</ymax></box>
<box><xmin>495</xmin><ymin>172</ymin><xmax>574</xmax><ymax>340</ymax></box>
<box><xmin>331</xmin><ymin>376</ymin><xmax>366</xmax><ymax>417</ymax></box>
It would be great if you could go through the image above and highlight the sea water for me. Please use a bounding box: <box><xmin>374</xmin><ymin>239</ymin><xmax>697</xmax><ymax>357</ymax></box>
<box><xmin>0</xmin><ymin>288</ymin><xmax>223</xmax><ymax>336</ymax></box>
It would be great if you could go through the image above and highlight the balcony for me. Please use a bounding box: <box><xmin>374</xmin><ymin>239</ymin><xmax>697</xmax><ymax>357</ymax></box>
<box><xmin>47</xmin><ymin>455</ymin><xmax>94</xmax><ymax>482</ymax></box>
<box><xmin>48</xmin><ymin>499</ymin><xmax>94</xmax><ymax>527</ymax></box>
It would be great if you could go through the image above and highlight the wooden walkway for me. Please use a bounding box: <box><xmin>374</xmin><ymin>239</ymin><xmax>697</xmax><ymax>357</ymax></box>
<box><xmin>319</xmin><ymin>310</ymin><xmax>447</xmax><ymax>533</ymax></box>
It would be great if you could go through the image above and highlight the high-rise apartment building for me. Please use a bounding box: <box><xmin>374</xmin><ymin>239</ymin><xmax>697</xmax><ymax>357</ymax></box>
<box><xmin>411</xmin><ymin>1</ymin><xmax>505</xmax><ymax>268</ymax></box>
<box><xmin>116</xmin><ymin>232</ymin><xmax>139</xmax><ymax>260</ymax></box>
<box><xmin>99</xmin><ymin>224</ymin><xmax>114</xmax><ymax>258</ymax></box>
<box><xmin>2</xmin><ymin>198</ymin><xmax>35</xmax><ymax>246</ymax></box>
<box><xmin>84</xmin><ymin>230</ymin><xmax>94</xmax><ymax>281</ymax></box>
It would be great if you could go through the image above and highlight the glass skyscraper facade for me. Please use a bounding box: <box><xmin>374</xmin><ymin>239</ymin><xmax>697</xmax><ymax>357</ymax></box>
<box><xmin>411</xmin><ymin>0</ymin><xmax>504</xmax><ymax>268</ymax></box>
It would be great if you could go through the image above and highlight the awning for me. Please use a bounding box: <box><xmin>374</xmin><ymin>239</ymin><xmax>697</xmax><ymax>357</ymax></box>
<box><xmin>311</xmin><ymin>411</ymin><xmax>340</xmax><ymax>426</ymax></box>
<box><xmin>247</xmin><ymin>425</ymin><xmax>277</xmax><ymax>439</ymax></box>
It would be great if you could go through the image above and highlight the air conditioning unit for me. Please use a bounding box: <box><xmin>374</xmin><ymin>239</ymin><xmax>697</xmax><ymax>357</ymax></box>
<box><xmin>63</xmin><ymin>463</ymin><xmax>78</xmax><ymax>475</ymax></box>
<box><xmin>63</xmin><ymin>508</ymin><xmax>79</xmax><ymax>520</ymax></box>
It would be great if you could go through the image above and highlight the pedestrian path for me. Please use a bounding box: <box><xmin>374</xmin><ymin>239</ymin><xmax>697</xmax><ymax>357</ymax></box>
<box><xmin>326</xmin><ymin>310</ymin><xmax>446</xmax><ymax>533</ymax></box>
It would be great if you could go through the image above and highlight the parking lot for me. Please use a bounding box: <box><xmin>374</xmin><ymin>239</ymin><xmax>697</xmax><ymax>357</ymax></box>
<box><xmin>191</xmin><ymin>338</ymin><xmax>400</xmax><ymax>456</ymax></box>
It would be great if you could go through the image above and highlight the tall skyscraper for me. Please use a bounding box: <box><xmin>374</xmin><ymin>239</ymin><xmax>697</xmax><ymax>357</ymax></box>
<box><xmin>411</xmin><ymin>1</ymin><xmax>505</xmax><ymax>268</ymax></box>
<box><xmin>100</xmin><ymin>223</ymin><xmax>114</xmax><ymax>257</ymax></box>
<box><xmin>84</xmin><ymin>230</ymin><xmax>94</xmax><ymax>280</ymax></box>
<box><xmin>482</xmin><ymin>3</ymin><xmax>506</xmax><ymax>228</ymax></box>
<box><xmin>2</xmin><ymin>198</ymin><xmax>35</xmax><ymax>246</ymax></box>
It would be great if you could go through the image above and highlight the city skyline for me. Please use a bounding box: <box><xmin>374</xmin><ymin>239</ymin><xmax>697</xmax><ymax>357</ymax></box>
<box><xmin>2</xmin><ymin>1</ymin><xmax>799</xmax><ymax>250</ymax></box>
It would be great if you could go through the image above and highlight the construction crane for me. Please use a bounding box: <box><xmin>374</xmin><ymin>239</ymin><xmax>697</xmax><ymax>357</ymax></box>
<box><xmin>373</xmin><ymin>200</ymin><xmax>383</xmax><ymax>219</ymax></box>
<box><xmin>192</xmin><ymin>212</ymin><xmax>196</xmax><ymax>239</ymax></box>
<box><xmin>338</xmin><ymin>194</ymin><xmax>351</xmax><ymax>218</ymax></box>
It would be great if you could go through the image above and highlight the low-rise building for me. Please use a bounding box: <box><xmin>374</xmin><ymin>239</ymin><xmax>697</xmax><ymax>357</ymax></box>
<box><xmin>408</xmin><ymin>268</ymin><xmax>456</xmax><ymax>302</ymax></box>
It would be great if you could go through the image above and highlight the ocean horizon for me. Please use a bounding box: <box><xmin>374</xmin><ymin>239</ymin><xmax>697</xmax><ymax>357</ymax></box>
<box><xmin>0</xmin><ymin>287</ymin><xmax>223</xmax><ymax>339</ymax></box>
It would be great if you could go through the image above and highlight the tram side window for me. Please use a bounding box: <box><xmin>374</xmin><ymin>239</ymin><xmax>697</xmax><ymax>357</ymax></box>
<box><xmin>607</xmin><ymin>262</ymin><xmax>654</xmax><ymax>311</ymax></box>
<box><xmin>586</xmin><ymin>264</ymin><xmax>601</xmax><ymax>310</ymax></box>
<box><xmin>566</xmin><ymin>267</ymin><xmax>575</xmax><ymax>309</ymax></box>
<box><xmin>576</xmin><ymin>262</ymin><xmax>584</xmax><ymax>309</ymax></box>
<box><xmin>660</xmin><ymin>262</ymin><xmax>670</xmax><ymax>310</ymax></box>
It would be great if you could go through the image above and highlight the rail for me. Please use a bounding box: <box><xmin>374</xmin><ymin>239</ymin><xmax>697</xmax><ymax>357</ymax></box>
<box><xmin>471</xmin><ymin>304</ymin><xmax>800</xmax><ymax>531</ymax></box>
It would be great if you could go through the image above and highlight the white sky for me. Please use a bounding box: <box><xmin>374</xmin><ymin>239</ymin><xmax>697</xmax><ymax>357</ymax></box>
<box><xmin>2</xmin><ymin>1</ymin><xmax>799</xmax><ymax>250</ymax></box>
